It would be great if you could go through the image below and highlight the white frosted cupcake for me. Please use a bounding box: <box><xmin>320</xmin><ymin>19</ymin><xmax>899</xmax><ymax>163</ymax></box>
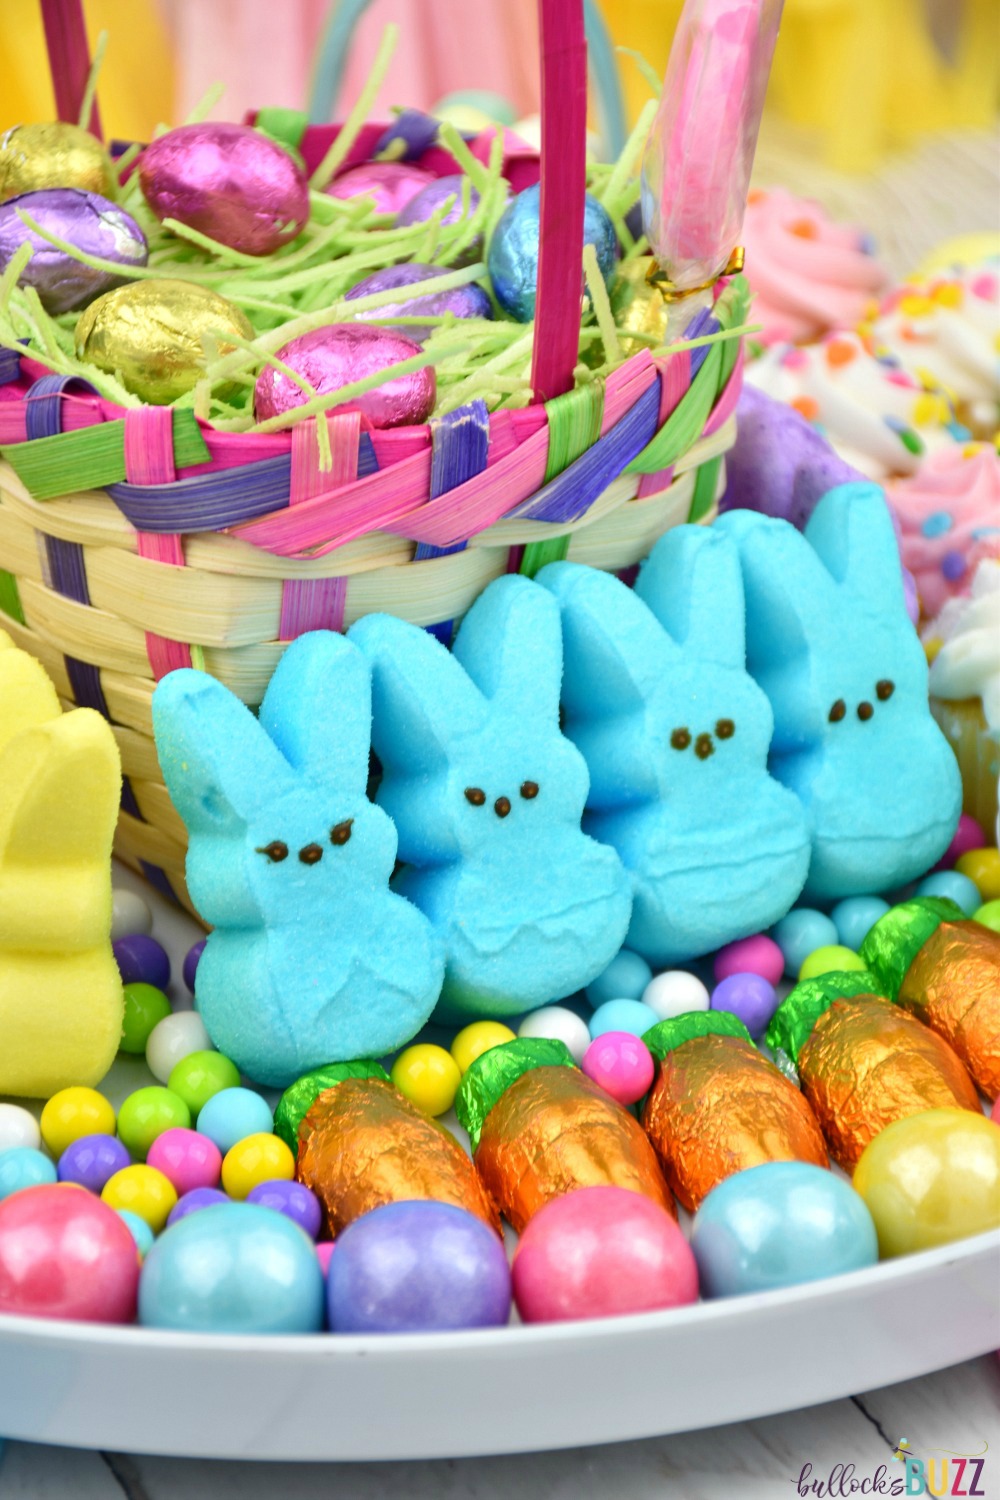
<box><xmin>926</xmin><ymin>559</ymin><xmax>1000</xmax><ymax>836</ymax></box>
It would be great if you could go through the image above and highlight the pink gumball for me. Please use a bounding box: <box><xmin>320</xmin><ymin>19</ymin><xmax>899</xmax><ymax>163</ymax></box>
<box><xmin>0</xmin><ymin>1184</ymin><xmax>140</xmax><ymax>1323</ymax></box>
<box><xmin>714</xmin><ymin>934</ymin><xmax>784</xmax><ymax>986</ymax></box>
<box><xmin>932</xmin><ymin>813</ymin><xmax>986</xmax><ymax>872</ymax></box>
<box><xmin>146</xmin><ymin>1127</ymin><xmax>222</xmax><ymax>1196</ymax></box>
<box><xmin>512</xmin><ymin>1185</ymin><xmax>698</xmax><ymax>1324</ymax></box>
<box><xmin>581</xmin><ymin>1032</ymin><xmax>654</xmax><ymax>1106</ymax></box>
<box><xmin>316</xmin><ymin>1241</ymin><xmax>335</xmax><ymax>1275</ymax></box>
<box><xmin>991</xmin><ymin>1097</ymin><xmax>1000</xmax><ymax>1126</ymax></box>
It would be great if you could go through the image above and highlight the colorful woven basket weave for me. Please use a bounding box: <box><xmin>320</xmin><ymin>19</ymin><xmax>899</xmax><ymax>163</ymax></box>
<box><xmin>0</xmin><ymin>0</ymin><xmax>747</xmax><ymax>914</ymax></box>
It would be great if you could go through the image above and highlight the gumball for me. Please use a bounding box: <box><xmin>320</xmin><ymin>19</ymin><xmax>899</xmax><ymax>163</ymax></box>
<box><xmin>117</xmin><ymin>1087</ymin><xmax>191</xmax><ymax>1159</ymax></box>
<box><xmin>40</xmin><ymin>1086</ymin><xmax>115</xmax><ymax>1157</ymax></box>
<box><xmin>168</xmin><ymin>1050</ymin><xmax>241</xmax><ymax>1117</ymax></box>
<box><xmin>139</xmin><ymin>1203</ymin><xmax>324</xmax><ymax>1333</ymax></box>
<box><xmin>112</xmin><ymin>933</ymin><xmax>170</xmax><ymax>990</ymax></box>
<box><xmin>327</xmin><ymin>161</ymin><xmax>435</xmax><ymax>217</ymax></box>
<box><xmin>641</xmin><ymin>971</ymin><xmax>710</xmax><ymax>1022</ymax></box>
<box><xmin>581</xmin><ymin>1032</ymin><xmax>654</xmax><ymax>1106</ymax></box>
<box><xmin>932</xmin><ymin>812</ymin><xmax>986</xmax><ymax>870</ymax></box>
<box><xmin>166</xmin><ymin>1187</ymin><xmax>230</xmax><ymax>1227</ymax></box>
<box><xmin>327</xmin><ymin>1200</ymin><xmax>511</xmax><ymax>1333</ymax></box>
<box><xmin>976</xmin><ymin>900</ymin><xmax>1000</xmax><ymax>934</ymax></box>
<box><xmin>589</xmin><ymin>998</ymin><xmax>660</xmax><ymax>1041</ymax></box>
<box><xmin>120</xmin><ymin>982</ymin><xmax>172</xmax><ymax>1054</ymax></box>
<box><xmin>853</xmin><ymin>1108</ymin><xmax>1000</xmax><ymax>1256</ymax></box>
<box><xmin>58</xmin><ymin>1133</ymin><xmax>130</xmax><ymax>1193</ymax></box>
<box><xmin>992</xmin><ymin>1096</ymin><xmax>1000</xmax><ymax>1126</ymax></box>
<box><xmin>955</xmin><ymin>848</ymin><xmax>1000</xmax><ymax>903</ymax></box>
<box><xmin>196</xmin><ymin>1087</ymin><xmax>274</xmax><ymax>1154</ymax></box>
<box><xmin>0</xmin><ymin>1103</ymin><xmax>41</xmax><ymax>1154</ymax></box>
<box><xmin>146</xmin><ymin>1009</ymin><xmax>213</xmax><ymax>1085</ymax></box>
<box><xmin>916</xmin><ymin>870</ymin><xmax>984</xmax><ymax>918</ymax></box>
<box><xmin>116</xmin><ymin>1208</ymin><xmax>155</xmax><ymax>1258</ymax></box>
<box><xmin>254</xmin><ymin>325</ymin><xmax>435</xmax><ymax>429</ymax></box>
<box><xmin>713</xmin><ymin>935</ymin><xmax>784</xmax><ymax>987</ymax></box>
<box><xmin>798</xmin><ymin>945</ymin><xmax>867</xmax><ymax>982</ymax></box>
<box><xmin>391</xmin><ymin>1044</ymin><xmax>462</xmax><ymax>1117</ymax></box>
<box><xmin>247</xmin><ymin>1179</ymin><xmax>322</xmax><ymax>1240</ymax></box>
<box><xmin>512</xmin><ymin>1185</ymin><xmax>698</xmax><ymax>1323</ymax></box>
<box><xmin>110</xmin><ymin>887</ymin><xmax>152</xmax><ymax>940</ymax></box>
<box><xmin>102</xmin><ymin>1164</ymin><xmax>178</xmax><ymax>1233</ymax></box>
<box><xmin>773</xmin><ymin>909</ymin><xmax>839</xmax><ymax>978</ymax></box>
<box><xmin>0</xmin><ymin>1147</ymin><xmax>57</xmax><ymax>1200</ymax></box>
<box><xmin>450</xmin><ymin>1021</ymin><xmax>517</xmax><ymax>1075</ymax></box>
<box><xmin>221</xmin><ymin>1132</ymin><xmax>294</xmax><ymax>1200</ymax></box>
<box><xmin>0</xmin><ymin>1185</ymin><xmax>140</xmax><ymax>1322</ymax></box>
<box><xmin>182</xmin><ymin>939</ymin><xmax>205</xmax><ymax>993</ymax></box>
<box><xmin>710</xmin><ymin>972</ymin><xmax>778</xmax><ymax>1038</ymax></box>
<box><xmin>691</xmin><ymin>1162</ymin><xmax>878</xmax><ymax>1297</ymax></box>
<box><xmin>488</xmin><ymin>183</ymin><xmax>617</xmax><ymax>321</ymax></box>
<box><xmin>147</xmin><ymin>1127</ymin><xmax>222</xmax><ymax>1197</ymax></box>
<box><xmin>585</xmin><ymin>950</ymin><xmax>654</xmax><ymax>1008</ymax></box>
<box><xmin>316</xmin><ymin>1241</ymin><xmax>335</xmax><ymax>1276</ymax></box>
<box><xmin>830</xmin><ymin>896</ymin><xmax>890</xmax><ymax>954</ymax></box>
<box><xmin>519</xmin><ymin>1005</ymin><xmax>591</xmax><ymax>1062</ymax></box>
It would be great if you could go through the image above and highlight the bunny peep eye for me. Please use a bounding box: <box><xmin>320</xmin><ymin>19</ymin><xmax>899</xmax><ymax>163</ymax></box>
<box><xmin>695</xmin><ymin>733</ymin><xmax>715</xmax><ymax>761</ymax></box>
<box><xmin>330</xmin><ymin>819</ymin><xmax>353</xmax><ymax>847</ymax></box>
<box><xmin>670</xmin><ymin>728</ymin><xmax>691</xmax><ymax>751</ymax></box>
<box><xmin>520</xmin><ymin>780</ymin><xmax>539</xmax><ymax>800</ymax></box>
<box><xmin>494</xmin><ymin>796</ymin><xmax>511</xmax><ymax>819</ymax></box>
<box><xmin>715</xmin><ymin>719</ymin><xmax>735</xmax><ymax>740</ymax></box>
<box><xmin>876</xmin><ymin>679</ymin><xmax>895</xmax><ymax>702</ymax></box>
<box><xmin>857</xmin><ymin>701</ymin><xmax>874</xmax><ymax>721</ymax></box>
<box><xmin>465</xmin><ymin>787</ymin><xmax>486</xmax><ymax>807</ymax></box>
<box><xmin>828</xmin><ymin>700</ymin><xmax>846</xmax><ymax>723</ymax></box>
<box><xmin>299</xmin><ymin>843</ymin><xmax>323</xmax><ymax>865</ymax></box>
<box><xmin>256</xmin><ymin>840</ymin><xmax>289</xmax><ymax>863</ymax></box>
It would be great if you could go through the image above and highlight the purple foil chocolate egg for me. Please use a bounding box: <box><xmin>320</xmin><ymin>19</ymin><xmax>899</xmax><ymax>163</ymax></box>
<box><xmin>254</xmin><ymin>324</ymin><xmax>435</xmax><ymax>428</ymax></box>
<box><xmin>327</xmin><ymin>162</ymin><xmax>435</xmax><ymax>218</ymax></box>
<box><xmin>138</xmin><ymin>123</ymin><xmax>309</xmax><ymax>257</ymax></box>
<box><xmin>0</xmin><ymin>188</ymin><xmax>147</xmax><ymax>314</ymax></box>
<box><xmin>344</xmin><ymin>263</ymin><xmax>492</xmax><ymax>342</ymax></box>
<box><xmin>397</xmin><ymin>174</ymin><xmax>479</xmax><ymax>230</ymax></box>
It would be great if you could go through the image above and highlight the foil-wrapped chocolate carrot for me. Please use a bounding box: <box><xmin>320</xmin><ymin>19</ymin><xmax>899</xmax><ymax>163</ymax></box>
<box><xmin>275</xmin><ymin>1060</ymin><xmax>500</xmax><ymax>1238</ymax></box>
<box><xmin>860</xmin><ymin>896</ymin><xmax>1000</xmax><ymax>1100</ymax></box>
<box><xmin>454</xmin><ymin>1038</ymin><xmax>674</xmax><ymax>1232</ymax></box>
<box><xmin>640</xmin><ymin>1011</ymin><xmax>828</xmax><ymax>1212</ymax></box>
<box><xmin>767</xmin><ymin>968</ymin><xmax>981</xmax><ymax>1172</ymax></box>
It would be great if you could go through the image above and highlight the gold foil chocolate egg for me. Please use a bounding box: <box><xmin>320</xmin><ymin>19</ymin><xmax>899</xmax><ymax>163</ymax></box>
<box><xmin>75</xmin><ymin>279</ymin><xmax>253</xmax><ymax>405</ymax></box>
<box><xmin>611</xmin><ymin>257</ymin><xmax>670</xmax><ymax>349</ymax></box>
<box><xmin>0</xmin><ymin>123</ymin><xmax>114</xmax><ymax>204</ymax></box>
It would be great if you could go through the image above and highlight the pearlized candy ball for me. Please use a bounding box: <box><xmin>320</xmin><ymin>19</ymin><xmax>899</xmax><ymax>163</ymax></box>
<box><xmin>183</xmin><ymin>939</ymin><xmax>205</xmax><ymax>993</ymax></box>
<box><xmin>710</xmin><ymin>972</ymin><xmax>778</xmax><ymax>1038</ymax></box>
<box><xmin>146</xmin><ymin>1009</ymin><xmax>213</xmax><ymax>1085</ymax></box>
<box><xmin>0</xmin><ymin>188</ymin><xmax>148</xmax><ymax>313</ymax></box>
<box><xmin>147</xmin><ymin>1127</ymin><xmax>222</xmax><ymax>1197</ymax></box>
<box><xmin>40</xmin><ymin>1087</ymin><xmax>115</xmax><ymax>1157</ymax></box>
<box><xmin>830</xmin><ymin>896</ymin><xmax>890</xmax><ymax>953</ymax></box>
<box><xmin>139</xmin><ymin>1202</ymin><xmax>324</xmax><ymax>1333</ymax></box>
<box><xmin>915</xmin><ymin>870</ymin><xmax>982</xmax><ymax>917</ymax></box>
<box><xmin>581</xmin><ymin>1032</ymin><xmax>654</xmax><ymax>1106</ymax></box>
<box><xmin>589</xmin><ymin>998</ymin><xmax>660</xmax><ymax>1041</ymax></box>
<box><xmin>113</xmin><ymin>933</ymin><xmax>170</xmax><ymax>990</ymax></box>
<box><xmin>327</xmin><ymin>161</ymin><xmax>435</xmax><ymax>217</ymax></box>
<box><xmin>585</xmin><ymin>949</ymin><xmax>654</xmax><ymax>1008</ymax></box>
<box><xmin>772</xmin><ymin>909</ymin><xmax>839</xmax><ymax>978</ymax></box>
<box><xmin>512</xmin><ymin>1186</ymin><xmax>698</xmax><ymax>1323</ymax></box>
<box><xmin>488</xmin><ymin>183</ymin><xmax>618</xmax><ymax>321</ymax></box>
<box><xmin>0</xmin><ymin>1184</ymin><xmax>140</xmax><ymax>1322</ymax></box>
<box><xmin>316</xmin><ymin>1241</ymin><xmax>335</xmax><ymax>1276</ymax></box>
<box><xmin>641</xmin><ymin>970</ymin><xmax>710</xmax><ymax>1022</ymax></box>
<box><xmin>327</xmin><ymin>1200</ymin><xmax>511</xmax><ymax>1333</ymax></box>
<box><xmin>110</xmin><ymin>887</ymin><xmax>152</xmax><ymax>940</ymax></box>
<box><xmin>221</xmin><ymin>1132</ymin><xmax>294</xmax><ymax>1200</ymax></box>
<box><xmin>955</xmin><ymin>848</ymin><xmax>1000</xmax><ymax>903</ymax></box>
<box><xmin>0</xmin><ymin>1147</ymin><xmax>57</xmax><ymax>1200</ymax></box>
<box><xmin>0</xmin><ymin>1103</ymin><xmax>40</xmax><ymax>1154</ymax></box>
<box><xmin>196</xmin><ymin>1087</ymin><xmax>274</xmax><ymax>1154</ymax></box>
<box><xmin>58</xmin><ymin>1133</ymin><xmax>130</xmax><ymax>1193</ymax></box>
<box><xmin>101</xmin><ymin>1165</ymin><xmax>177</xmax><ymax>1233</ymax></box>
<box><xmin>345</xmin><ymin>262</ymin><xmax>492</xmax><ymax>342</ymax></box>
<box><xmin>932</xmin><ymin>812</ymin><xmax>985</xmax><ymax>870</ymax></box>
<box><xmin>450</xmin><ymin>1021</ymin><xmax>517</xmax><ymax>1075</ymax></box>
<box><xmin>166</xmin><ymin>1187</ymin><xmax>230</xmax><ymax>1227</ymax></box>
<box><xmin>978</xmin><ymin>900</ymin><xmax>1000</xmax><ymax>935</ymax></box>
<box><xmin>518</xmin><ymin>1005</ymin><xmax>592</xmax><ymax>1062</ymax></box>
<box><xmin>116</xmin><ymin>1208</ymin><xmax>155</xmax><ymax>1258</ymax></box>
<box><xmin>168</xmin><ymin>1050</ymin><xmax>241</xmax><ymax>1117</ymax></box>
<box><xmin>691</xmin><ymin>1162</ymin><xmax>878</xmax><ymax>1297</ymax></box>
<box><xmin>254</xmin><ymin>324</ymin><xmax>435</xmax><ymax>429</ymax></box>
<box><xmin>390</xmin><ymin>1044</ymin><xmax>462</xmax><ymax>1117</ymax></box>
<box><xmin>117</xmin><ymin>1087</ymin><xmax>191</xmax><ymax>1160</ymax></box>
<box><xmin>120</xmin><ymin>982</ymin><xmax>172</xmax><ymax>1054</ymax></box>
<box><xmin>713</xmin><ymin>935</ymin><xmax>784</xmax><ymax>987</ymax></box>
<box><xmin>798</xmin><ymin>945</ymin><xmax>867</xmax><ymax>982</ymax></box>
<box><xmin>247</xmin><ymin>1179</ymin><xmax>322</xmax><ymax>1240</ymax></box>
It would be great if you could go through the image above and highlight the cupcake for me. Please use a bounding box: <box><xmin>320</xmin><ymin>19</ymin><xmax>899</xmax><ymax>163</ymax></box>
<box><xmin>926</xmin><ymin>559</ymin><xmax>1000</xmax><ymax>837</ymax></box>
<box><xmin>889</xmin><ymin>443</ymin><xmax>1000</xmax><ymax>620</ymax></box>
<box><xmin>741</xmin><ymin>188</ymin><xmax>889</xmax><ymax>348</ymax></box>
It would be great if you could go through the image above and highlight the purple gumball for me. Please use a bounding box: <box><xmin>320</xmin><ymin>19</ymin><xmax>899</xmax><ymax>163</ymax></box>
<box><xmin>113</xmin><ymin>933</ymin><xmax>171</xmax><ymax>991</ymax></box>
<box><xmin>247</xmin><ymin>1179</ymin><xmax>322</xmax><ymax>1240</ymax></box>
<box><xmin>0</xmin><ymin>187</ymin><xmax>147</xmax><ymax>313</ymax></box>
<box><xmin>327</xmin><ymin>1200</ymin><xmax>511</xmax><ymax>1333</ymax></box>
<box><xmin>710</xmin><ymin>971</ymin><xmax>778</xmax><ymax>1038</ymax></box>
<box><xmin>183</xmin><ymin>939</ymin><xmax>205</xmax><ymax>995</ymax></box>
<box><xmin>58</xmin><ymin>1133</ymin><xmax>130</xmax><ymax>1193</ymax></box>
<box><xmin>166</xmin><ymin>1187</ymin><xmax>229</xmax><ymax>1227</ymax></box>
<box><xmin>345</xmin><ymin>262</ymin><xmax>492</xmax><ymax>342</ymax></box>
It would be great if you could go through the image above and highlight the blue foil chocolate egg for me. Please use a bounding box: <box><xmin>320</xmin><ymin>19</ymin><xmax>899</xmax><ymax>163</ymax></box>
<box><xmin>0</xmin><ymin>188</ymin><xmax>147</xmax><ymax>314</ymax></box>
<box><xmin>345</xmin><ymin>263</ymin><xmax>492</xmax><ymax>342</ymax></box>
<box><xmin>488</xmin><ymin>182</ymin><xmax>618</xmax><ymax>322</ymax></box>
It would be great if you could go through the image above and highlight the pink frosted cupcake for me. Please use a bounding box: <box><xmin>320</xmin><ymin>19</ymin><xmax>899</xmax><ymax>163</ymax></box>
<box><xmin>889</xmin><ymin>444</ymin><xmax>1000</xmax><ymax>620</ymax></box>
<box><xmin>741</xmin><ymin>188</ymin><xmax>889</xmax><ymax>348</ymax></box>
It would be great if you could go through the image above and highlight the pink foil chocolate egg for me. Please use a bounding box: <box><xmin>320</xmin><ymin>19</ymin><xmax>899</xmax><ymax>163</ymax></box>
<box><xmin>254</xmin><ymin>324</ymin><xmax>435</xmax><ymax>429</ymax></box>
<box><xmin>139</xmin><ymin>123</ymin><xmax>309</xmax><ymax>257</ymax></box>
<box><xmin>327</xmin><ymin>162</ymin><xmax>436</xmax><ymax>218</ymax></box>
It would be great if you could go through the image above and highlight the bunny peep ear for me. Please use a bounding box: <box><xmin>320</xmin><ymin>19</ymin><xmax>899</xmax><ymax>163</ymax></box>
<box><xmin>716</xmin><ymin>510</ymin><xmax>832</xmax><ymax>675</ymax></box>
<box><xmin>153</xmin><ymin>669</ymin><xmax>294</xmax><ymax>834</ymax></box>
<box><xmin>452</xmin><ymin>575</ymin><xmax>562</xmax><ymax>724</ymax></box>
<box><xmin>804</xmin><ymin>482</ymin><xmax>907</xmax><ymax>614</ymax></box>
<box><xmin>636</xmin><ymin>525</ymin><xmax>747</xmax><ymax>669</ymax></box>
<box><xmin>0</xmin><ymin>633</ymin><xmax>61</xmax><ymax>755</ymax></box>
<box><xmin>259</xmin><ymin>631</ymin><xmax>371</xmax><ymax>795</ymax></box>
<box><xmin>0</xmin><ymin>708</ymin><xmax>119</xmax><ymax>869</ymax></box>
<box><xmin>349</xmin><ymin>613</ymin><xmax>486</xmax><ymax>774</ymax></box>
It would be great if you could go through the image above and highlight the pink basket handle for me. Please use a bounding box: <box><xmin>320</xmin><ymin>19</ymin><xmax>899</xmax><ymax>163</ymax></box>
<box><xmin>40</xmin><ymin>0</ymin><xmax>102</xmax><ymax>139</ymax></box>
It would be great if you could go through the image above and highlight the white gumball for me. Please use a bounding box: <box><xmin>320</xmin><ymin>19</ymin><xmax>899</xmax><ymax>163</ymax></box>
<box><xmin>111</xmin><ymin>887</ymin><xmax>153</xmax><ymax>940</ymax></box>
<box><xmin>0</xmin><ymin>1102</ymin><xmax>41</xmax><ymax>1154</ymax></box>
<box><xmin>518</xmin><ymin>1005</ymin><xmax>591</xmax><ymax>1063</ymax></box>
<box><xmin>146</xmin><ymin>1009</ymin><xmax>213</xmax><ymax>1084</ymax></box>
<box><xmin>641</xmin><ymin>970</ymin><xmax>710</xmax><ymax>1022</ymax></box>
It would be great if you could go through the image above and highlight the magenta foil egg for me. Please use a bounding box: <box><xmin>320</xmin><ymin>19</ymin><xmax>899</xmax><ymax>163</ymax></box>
<box><xmin>345</xmin><ymin>263</ymin><xmax>492</xmax><ymax>342</ymax></box>
<box><xmin>327</xmin><ymin>162</ymin><xmax>436</xmax><ymax>218</ymax></box>
<box><xmin>138</xmin><ymin>123</ymin><xmax>309</xmax><ymax>257</ymax></box>
<box><xmin>254</xmin><ymin>324</ymin><xmax>435</xmax><ymax>429</ymax></box>
<box><xmin>0</xmin><ymin>187</ymin><xmax>147</xmax><ymax>314</ymax></box>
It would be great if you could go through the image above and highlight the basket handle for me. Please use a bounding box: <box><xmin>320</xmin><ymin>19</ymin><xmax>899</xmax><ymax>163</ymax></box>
<box><xmin>40</xmin><ymin>0</ymin><xmax>102</xmax><ymax>139</ymax></box>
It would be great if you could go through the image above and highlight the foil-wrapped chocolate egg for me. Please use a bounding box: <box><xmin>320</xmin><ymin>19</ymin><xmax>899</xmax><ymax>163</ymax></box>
<box><xmin>345</xmin><ymin>263</ymin><xmax>492</xmax><ymax>342</ymax></box>
<box><xmin>75</xmin><ymin>279</ymin><xmax>254</xmax><ymax>404</ymax></box>
<box><xmin>254</xmin><ymin>325</ymin><xmax>435</xmax><ymax>428</ymax></box>
<box><xmin>0</xmin><ymin>189</ymin><xmax>147</xmax><ymax>314</ymax></box>
<box><xmin>0</xmin><ymin>122</ymin><xmax>114</xmax><ymax>204</ymax></box>
<box><xmin>397</xmin><ymin>174</ymin><xmax>480</xmax><ymax>230</ymax></box>
<box><xmin>328</xmin><ymin>163</ymin><xmax>436</xmax><ymax>218</ymax></box>
<box><xmin>488</xmin><ymin>182</ymin><xmax>618</xmax><ymax>322</ymax></box>
<box><xmin>138</xmin><ymin>123</ymin><xmax>309</xmax><ymax>256</ymax></box>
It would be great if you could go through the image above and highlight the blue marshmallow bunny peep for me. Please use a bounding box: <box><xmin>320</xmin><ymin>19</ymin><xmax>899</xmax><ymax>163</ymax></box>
<box><xmin>538</xmin><ymin>528</ymin><xmax>812</xmax><ymax>965</ymax></box>
<box><xmin>716</xmin><ymin>483</ymin><xmax>962</xmax><ymax>900</ymax></box>
<box><xmin>349</xmin><ymin>575</ymin><xmax>633</xmax><ymax>1023</ymax></box>
<box><xmin>152</xmin><ymin>633</ymin><xmax>444</xmax><ymax>1086</ymax></box>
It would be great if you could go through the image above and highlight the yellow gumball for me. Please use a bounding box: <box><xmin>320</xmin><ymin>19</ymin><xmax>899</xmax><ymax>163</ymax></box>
<box><xmin>101</xmin><ymin>1164</ymin><xmax>177</xmax><ymax>1233</ymax></box>
<box><xmin>798</xmin><ymin>945</ymin><xmax>867</xmax><ymax>982</ymax></box>
<box><xmin>956</xmin><ymin>848</ymin><xmax>1000</xmax><ymax>903</ymax></box>
<box><xmin>40</xmin><ymin>1086</ymin><xmax>115</xmax><ymax>1157</ymax></box>
<box><xmin>391</xmin><ymin>1044</ymin><xmax>462</xmax><ymax>1117</ymax></box>
<box><xmin>450</xmin><ymin>1021</ymin><xmax>517</xmax><ymax>1076</ymax></box>
<box><xmin>221</xmin><ymin>1132</ymin><xmax>294</xmax><ymax>1200</ymax></box>
<box><xmin>853</xmin><ymin>1108</ymin><xmax>1000</xmax><ymax>1258</ymax></box>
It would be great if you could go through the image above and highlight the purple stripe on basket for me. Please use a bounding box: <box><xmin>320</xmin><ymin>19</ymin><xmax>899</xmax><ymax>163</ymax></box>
<box><xmin>511</xmin><ymin>378</ymin><xmax>660</xmax><ymax>525</ymax></box>
<box><xmin>416</xmin><ymin>403</ymin><xmax>490</xmax><ymax>621</ymax></box>
<box><xmin>44</xmin><ymin>534</ymin><xmax>91</xmax><ymax>603</ymax></box>
<box><xmin>65</xmin><ymin>656</ymin><xmax>110</xmax><ymax>715</ymax></box>
<box><xmin>107</xmin><ymin>454</ymin><xmax>293</xmax><ymax>532</ymax></box>
<box><xmin>119</xmin><ymin>777</ymin><xmax>143</xmax><ymax>819</ymax></box>
<box><xmin>0</xmin><ymin>348</ymin><xmax>21</xmax><ymax>384</ymax></box>
<box><xmin>25</xmin><ymin>374</ymin><xmax>100</xmax><ymax>440</ymax></box>
<box><xmin>358</xmin><ymin>433</ymin><xmax>378</xmax><ymax>476</ymax></box>
<box><xmin>140</xmin><ymin>860</ymin><xmax>179</xmax><ymax>904</ymax></box>
<box><xmin>682</xmin><ymin>307</ymin><xmax>720</xmax><ymax>380</ymax></box>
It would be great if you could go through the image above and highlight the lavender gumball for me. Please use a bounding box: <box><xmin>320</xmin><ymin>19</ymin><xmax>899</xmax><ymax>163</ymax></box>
<box><xmin>345</xmin><ymin>263</ymin><xmax>492</xmax><ymax>342</ymax></box>
<box><xmin>254</xmin><ymin>324</ymin><xmax>435</xmax><ymax>429</ymax></box>
<box><xmin>166</xmin><ymin>1187</ymin><xmax>229</xmax><ymax>1227</ymax></box>
<box><xmin>327</xmin><ymin>162</ymin><xmax>435</xmax><ymax>218</ymax></box>
<box><xmin>246</xmin><ymin>1179</ymin><xmax>322</xmax><ymax>1240</ymax></box>
<box><xmin>710</xmin><ymin>971</ymin><xmax>778</xmax><ymax>1039</ymax></box>
<box><xmin>113</xmin><ymin>934</ymin><xmax>171</xmax><ymax>991</ymax></box>
<box><xmin>488</xmin><ymin>182</ymin><xmax>618</xmax><ymax>322</ymax></box>
<box><xmin>0</xmin><ymin>188</ymin><xmax>147</xmax><ymax>314</ymax></box>
<box><xmin>58</xmin><ymin>1133</ymin><xmax>130</xmax><ymax>1193</ymax></box>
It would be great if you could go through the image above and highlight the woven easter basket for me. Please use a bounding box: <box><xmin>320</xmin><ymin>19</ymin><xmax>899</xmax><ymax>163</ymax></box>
<box><xmin>0</xmin><ymin>0</ymin><xmax>746</xmax><ymax>917</ymax></box>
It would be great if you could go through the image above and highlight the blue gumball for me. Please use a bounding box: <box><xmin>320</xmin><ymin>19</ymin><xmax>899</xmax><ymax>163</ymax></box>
<box><xmin>116</xmin><ymin>1208</ymin><xmax>155</xmax><ymax>1257</ymax></box>
<box><xmin>0</xmin><ymin>1147</ymin><xmax>57</xmax><ymax>1200</ymax></box>
<box><xmin>195</xmin><ymin>1087</ymin><xmax>274</xmax><ymax>1155</ymax></box>
<box><xmin>488</xmin><ymin>182</ymin><xmax>618</xmax><ymax>322</ymax></box>
<box><xmin>830</xmin><ymin>895</ymin><xmax>890</xmax><ymax>952</ymax></box>
<box><xmin>915</xmin><ymin>870</ymin><xmax>982</xmax><ymax>918</ymax></box>
<box><xmin>691</xmin><ymin>1161</ymin><xmax>878</xmax><ymax>1298</ymax></box>
<box><xmin>772</xmin><ymin>909</ymin><xmax>839</xmax><ymax>978</ymax></box>
<box><xmin>585</xmin><ymin>949</ymin><xmax>653</xmax><ymax>1008</ymax></box>
<box><xmin>139</xmin><ymin>1202</ymin><xmax>324</xmax><ymax>1333</ymax></box>
<box><xmin>589</xmin><ymin>998</ymin><xmax>660</xmax><ymax>1039</ymax></box>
